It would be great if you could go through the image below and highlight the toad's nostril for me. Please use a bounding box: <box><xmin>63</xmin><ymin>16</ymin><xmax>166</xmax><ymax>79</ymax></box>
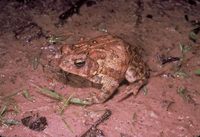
<box><xmin>74</xmin><ymin>59</ymin><xmax>86</xmax><ymax>68</ymax></box>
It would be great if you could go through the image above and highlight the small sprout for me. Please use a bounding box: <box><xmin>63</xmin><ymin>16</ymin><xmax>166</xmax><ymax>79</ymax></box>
<box><xmin>48</xmin><ymin>35</ymin><xmax>64</xmax><ymax>44</ymax></box>
<box><xmin>59</xmin><ymin>94</ymin><xmax>73</xmax><ymax>115</ymax></box>
<box><xmin>178</xmin><ymin>43</ymin><xmax>191</xmax><ymax>68</ymax></box>
<box><xmin>189</xmin><ymin>31</ymin><xmax>198</xmax><ymax>42</ymax></box>
<box><xmin>32</xmin><ymin>56</ymin><xmax>40</xmax><ymax>70</ymax></box>
<box><xmin>13</xmin><ymin>104</ymin><xmax>20</xmax><ymax>114</ymax></box>
<box><xmin>62</xmin><ymin>117</ymin><xmax>74</xmax><ymax>133</ymax></box>
<box><xmin>0</xmin><ymin>105</ymin><xmax>7</xmax><ymax>117</ymax></box>
<box><xmin>179</xmin><ymin>43</ymin><xmax>191</xmax><ymax>54</ymax></box>
<box><xmin>177</xmin><ymin>87</ymin><xmax>195</xmax><ymax>103</ymax></box>
<box><xmin>22</xmin><ymin>90</ymin><xmax>33</xmax><ymax>102</ymax></box>
<box><xmin>194</xmin><ymin>69</ymin><xmax>200</xmax><ymax>75</ymax></box>
<box><xmin>38</xmin><ymin>88</ymin><xmax>63</xmax><ymax>100</ymax></box>
<box><xmin>69</xmin><ymin>98</ymin><xmax>91</xmax><ymax>105</ymax></box>
<box><xmin>174</xmin><ymin>71</ymin><xmax>188</xmax><ymax>78</ymax></box>
<box><xmin>2</xmin><ymin>91</ymin><xmax>19</xmax><ymax>100</ymax></box>
<box><xmin>177</xmin><ymin>87</ymin><xmax>188</xmax><ymax>99</ymax></box>
<box><xmin>2</xmin><ymin>119</ymin><xmax>20</xmax><ymax>126</ymax></box>
<box><xmin>33</xmin><ymin>84</ymin><xmax>91</xmax><ymax>106</ymax></box>
<box><xmin>34</xmin><ymin>85</ymin><xmax>63</xmax><ymax>101</ymax></box>
<box><xmin>0</xmin><ymin>91</ymin><xmax>22</xmax><ymax>117</ymax></box>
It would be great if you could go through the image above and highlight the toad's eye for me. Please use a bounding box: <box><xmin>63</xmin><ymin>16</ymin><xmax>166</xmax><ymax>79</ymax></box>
<box><xmin>74</xmin><ymin>59</ymin><xmax>86</xmax><ymax>68</ymax></box>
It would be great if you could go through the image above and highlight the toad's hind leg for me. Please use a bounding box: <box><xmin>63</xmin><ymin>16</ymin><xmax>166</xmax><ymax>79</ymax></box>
<box><xmin>86</xmin><ymin>78</ymin><xmax>119</xmax><ymax>104</ymax></box>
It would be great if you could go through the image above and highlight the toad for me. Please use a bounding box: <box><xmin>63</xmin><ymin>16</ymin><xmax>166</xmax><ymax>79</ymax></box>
<box><xmin>59</xmin><ymin>35</ymin><xmax>149</xmax><ymax>104</ymax></box>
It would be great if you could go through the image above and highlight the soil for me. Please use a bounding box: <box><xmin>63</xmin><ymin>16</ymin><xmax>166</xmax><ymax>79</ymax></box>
<box><xmin>0</xmin><ymin>0</ymin><xmax>200</xmax><ymax>137</ymax></box>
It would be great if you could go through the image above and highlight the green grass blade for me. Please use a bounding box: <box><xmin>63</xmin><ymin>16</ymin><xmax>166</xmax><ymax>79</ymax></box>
<box><xmin>195</xmin><ymin>69</ymin><xmax>200</xmax><ymax>75</ymax></box>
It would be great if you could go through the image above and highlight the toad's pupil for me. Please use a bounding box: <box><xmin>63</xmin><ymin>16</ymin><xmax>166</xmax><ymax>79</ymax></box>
<box><xmin>74</xmin><ymin>59</ymin><xmax>86</xmax><ymax>68</ymax></box>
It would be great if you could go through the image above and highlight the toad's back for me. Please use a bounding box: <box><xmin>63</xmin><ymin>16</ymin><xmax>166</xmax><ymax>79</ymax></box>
<box><xmin>72</xmin><ymin>35</ymin><xmax>131</xmax><ymax>81</ymax></box>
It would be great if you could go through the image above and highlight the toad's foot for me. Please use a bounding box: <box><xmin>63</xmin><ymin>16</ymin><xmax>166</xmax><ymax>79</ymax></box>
<box><xmin>84</xmin><ymin>95</ymin><xmax>106</xmax><ymax>104</ymax></box>
<box><xmin>85</xmin><ymin>82</ymin><xmax>119</xmax><ymax>104</ymax></box>
<box><xmin>118</xmin><ymin>80</ymin><xmax>147</xmax><ymax>102</ymax></box>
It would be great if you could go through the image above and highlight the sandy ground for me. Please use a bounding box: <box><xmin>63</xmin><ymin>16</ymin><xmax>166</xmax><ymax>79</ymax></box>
<box><xmin>0</xmin><ymin>0</ymin><xmax>200</xmax><ymax>137</ymax></box>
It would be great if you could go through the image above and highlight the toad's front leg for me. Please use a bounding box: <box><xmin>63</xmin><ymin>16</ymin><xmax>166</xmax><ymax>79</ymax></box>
<box><xmin>85</xmin><ymin>78</ymin><xmax>119</xmax><ymax>104</ymax></box>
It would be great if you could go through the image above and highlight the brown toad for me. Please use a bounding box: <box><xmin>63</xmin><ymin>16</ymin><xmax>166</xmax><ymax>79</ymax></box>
<box><xmin>59</xmin><ymin>35</ymin><xmax>149</xmax><ymax>104</ymax></box>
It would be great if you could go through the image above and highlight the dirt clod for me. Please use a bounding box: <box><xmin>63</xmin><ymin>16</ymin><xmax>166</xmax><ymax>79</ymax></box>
<box><xmin>21</xmin><ymin>114</ymin><xmax>48</xmax><ymax>131</ymax></box>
